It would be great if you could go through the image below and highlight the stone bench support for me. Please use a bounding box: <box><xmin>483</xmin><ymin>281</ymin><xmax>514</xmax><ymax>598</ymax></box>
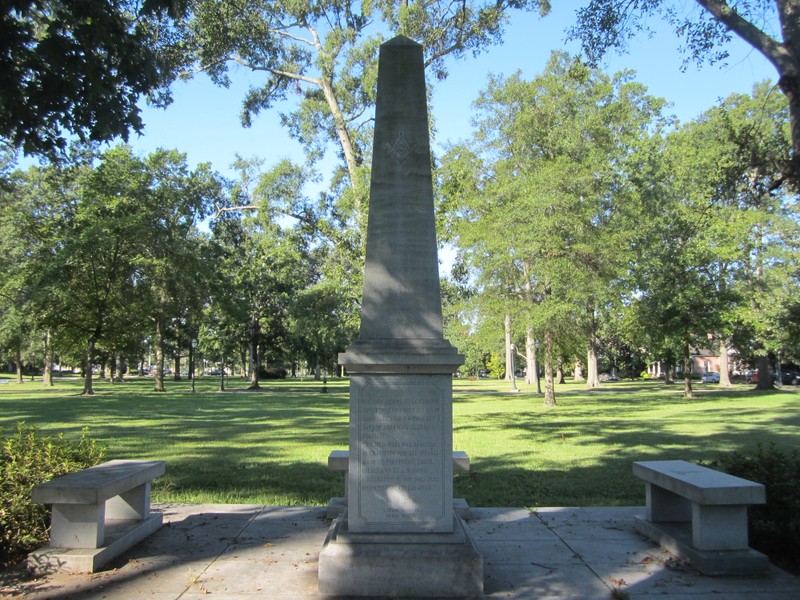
<box><xmin>28</xmin><ymin>459</ymin><xmax>165</xmax><ymax>573</ymax></box>
<box><xmin>632</xmin><ymin>460</ymin><xmax>768</xmax><ymax>575</ymax></box>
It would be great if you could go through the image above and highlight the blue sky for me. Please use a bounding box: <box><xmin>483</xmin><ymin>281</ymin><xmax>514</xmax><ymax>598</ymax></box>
<box><xmin>128</xmin><ymin>4</ymin><xmax>777</xmax><ymax>182</ymax></box>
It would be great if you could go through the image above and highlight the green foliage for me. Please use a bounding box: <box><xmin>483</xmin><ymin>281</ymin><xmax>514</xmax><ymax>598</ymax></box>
<box><xmin>0</xmin><ymin>1</ymin><xmax>183</xmax><ymax>156</ymax></box>
<box><xmin>0</xmin><ymin>423</ymin><xmax>106</xmax><ymax>567</ymax></box>
<box><xmin>0</xmin><ymin>145</ymin><xmax>222</xmax><ymax>394</ymax></box>
<box><xmin>485</xmin><ymin>352</ymin><xmax>505</xmax><ymax>378</ymax></box>
<box><xmin>441</xmin><ymin>51</ymin><xmax>665</xmax><ymax>399</ymax></box>
<box><xmin>568</xmin><ymin>0</ymin><xmax>800</xmax><ymax>187</ymax></box>
<box><xmin>619</xmin><ymin>81</ymin><xmax>795</xmax><ymax>397</ymax></box>
<box><xmin>708</xmin><ymin>444</ymin><xmax>800</xmax><ymax>573</ymax></box>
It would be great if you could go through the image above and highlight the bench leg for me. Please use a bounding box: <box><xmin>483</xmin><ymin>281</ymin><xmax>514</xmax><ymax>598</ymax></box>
<box><xmin>50</xmin><ymin>503</ymin><xmax>105</xmax><ymax>549</ymax></box>
<box><xmin>107</xmin><ymin>482</ymin><xmax>151</xmax><ymax>520</ymax></box>
<box><xmin>646</xmin><ymin>483</ymin><xmax>691</xmax><ymax>522</ymax></box>
<box><xmin>692</xmin><ymin>504</ymin><xmax>749</xmax><ymax>550</ymax></box>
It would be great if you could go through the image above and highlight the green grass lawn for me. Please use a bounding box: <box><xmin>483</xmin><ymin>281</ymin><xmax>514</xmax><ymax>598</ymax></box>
<box><xmin>1</xmin><ymin>374</ymin><xmax>797</xmax><ymax>508</ymax></box>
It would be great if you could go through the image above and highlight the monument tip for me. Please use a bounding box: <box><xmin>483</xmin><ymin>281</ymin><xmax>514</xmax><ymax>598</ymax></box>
<box><xmin>383</xmin><ymin>35</ymin><xmax>421</xmax><ymax>47</ymax></box>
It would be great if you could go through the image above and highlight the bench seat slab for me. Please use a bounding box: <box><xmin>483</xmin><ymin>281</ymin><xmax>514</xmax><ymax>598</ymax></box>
<box><xmin>633</xmin><ymin>460</ymin><xmax>765</xmax><ymax>505</ymax></box>
<box><xmin>32</xmin><ymin>460</ymin><xmax>165</xmax><ymax>506</ymax></box>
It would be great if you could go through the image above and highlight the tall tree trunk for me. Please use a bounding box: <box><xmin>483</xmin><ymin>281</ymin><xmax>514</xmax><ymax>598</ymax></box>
<box><xmin>718</xmin><ymin>337</ymin><xmax>732</xmax><ymax>387</ymax></box>
<box><xmin>318</xmin><ymin>77</ymin><xmax>364</xmax><ymax>218</ymax></box>
<box><xmin>755</xmin><ymin>354</ymin><xmax>773</xmax><ymax>390</ymax></box>
<box><xmin>573</xmin><ymin>357</ymin><xmax>585</xmax><ymax>382</ymax></box>
<box><xmin>543</xmin><ymin>330</ymin><xmax>556</xmax><ymax>407</ymax></box>
<box><xmin>683</xmin><ymin>344</ymin><xmax>695</xmax><ymax>399</ymax></box>
<box><xmin>154</xmin><ymin>319</ymin><xmax>166</xmax><ymax>392</ymax></box>
<box><xmin>504</xmin><ymin>314</ymin><xmax>513</xmax><ymax>382</ymax></box>
<box><xmin>43</xmin><ymin>330</ymin><xmax>54</xmax><ymax>387</ymax></box>
<box><xmin>174</xmin><ymin>354</ymin><xmax>181</xmax><ymax>381</ymax></box>
<box><xmin>556</xmin><ymin>356</ymin><xmax>565</xmax><ymax>384</ymax></box>
<box><xmin>109</xmin><ymin>353</ymin><xmax>117</xmax><ymax>383</ymax></box>
<box><xmin>525</xmin><ymin>328</ymin><xmax>537</xmax><ymax>388</ymax></box>
<box><xmin>586</xmin><ymin>336</ymin><xmax>600</xmax><ymax>388</ymax></box>
<box><xmin>248</xmin><ymin>318</ymin><xmax>261</xmax><ymax>389</ymax></box>
<box><xmin>315</xmin><ymin>358</ymin><xmax>322</xmax><ymax>381</ymax></box>
<box><xmin>189</xmin><ymin>345</ymin><xmax>195</xmax><ymax>385</ymax></box>
<box><xmin>663</xmin><ymin>359</ymin><xmax>673</xmax><ymax>384</ymax></box>
<box><xmin>82</xmin><ymin>337</ymin><xmax>95</xmax><ymax>395</ymax></box>
<box><xmin>15</xmin><ymin>345</ymin><xmax>23</xmax><ymax>384</ymax></box>
<box><xmin>114</xmin><ymin>351</ymin><xmax>125</xmax><ymax>382</ymax></box>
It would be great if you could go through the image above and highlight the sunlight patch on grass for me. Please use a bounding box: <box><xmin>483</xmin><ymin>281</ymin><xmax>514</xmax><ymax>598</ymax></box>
<box><xmin>1</xmin><ymin>376</ymin><xmax>798</xmax><ymax>506</ymax></box>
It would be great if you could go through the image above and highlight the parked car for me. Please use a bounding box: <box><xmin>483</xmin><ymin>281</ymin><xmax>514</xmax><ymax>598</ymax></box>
<box><xmin>775</xmin><ymin>370</ymin><xmax>800</xmax><ymax>385</ymax></box>
<box><xmin>599</xmin><ymin>373</ymin><xmax>620</xmax><ymax>382</ymax></box>
<box><xmin>700</xmin><ymin>372</ymin><xmax>720</xmax><ymax>383</ymax></box>
<box><xmin>745</xmin><ymin>370</ymin><xmax>799</xmax><ymax>385</ymax></box>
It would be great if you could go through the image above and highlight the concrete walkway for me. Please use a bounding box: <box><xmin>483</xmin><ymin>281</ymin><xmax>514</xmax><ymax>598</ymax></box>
<box><xmin>4</xmin><ymin>504</ymin><xmax>799</xmax><ymax>599</ymax></box>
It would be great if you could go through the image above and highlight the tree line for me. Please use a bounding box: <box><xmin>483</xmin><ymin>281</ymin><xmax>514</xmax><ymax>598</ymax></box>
<box><xmin>0</xmin><ymin>147</ymin><xmax>357</xmax><ymax>394</ymax></box>
<box><xmin>1</xmin><ymin>2</ymin><xmax>798</xmax><ymax>399</ymax></box>
<box><xmin>439</xmin><ymin>54</ymin><xmax>798</xmax><ymax>403</ymax></box>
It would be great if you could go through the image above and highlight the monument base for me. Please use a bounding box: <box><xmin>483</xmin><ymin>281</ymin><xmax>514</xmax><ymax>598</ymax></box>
<box><xmin>318</xmin><ymin>511</ymin><xmax>483</xmax><ymax>597</ymax></box>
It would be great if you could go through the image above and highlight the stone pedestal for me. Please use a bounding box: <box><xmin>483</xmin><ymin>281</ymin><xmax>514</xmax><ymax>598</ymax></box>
<box><xmin>319</xmin><ymin>511</ymin><xmax>483</xmax><ymax>597</ymax></box>
<box><xmin>318</xmin><ymin>35</ymin><xmax>483</xmax><ymax>597</ymax></box>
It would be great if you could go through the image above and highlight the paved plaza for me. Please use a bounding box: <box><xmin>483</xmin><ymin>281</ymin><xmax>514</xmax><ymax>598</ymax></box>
<box><xmin>3</xmin><ymin>504</ymin><xmax>799</xmax><ymax>599</ymax></box>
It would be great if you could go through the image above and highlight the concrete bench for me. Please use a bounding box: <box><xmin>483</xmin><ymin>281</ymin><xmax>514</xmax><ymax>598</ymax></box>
<box><xmin>326</xmin><ymin>450</ymin><xmax>471</xmax><ymax>518</ymax></box>
<box><xmin>632</xmin><ymin>460</ymin><xmax>768</xmax><ymax>575</ymax></box>
<box><xmin>28</xmin><ymin>459</ymin><xmax>165</xmax><ymax>573</ymax></box>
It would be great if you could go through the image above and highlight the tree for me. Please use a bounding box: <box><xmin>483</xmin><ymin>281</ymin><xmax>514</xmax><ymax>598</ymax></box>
<box><xmin>290</xmin><ymin>280</ymin><xmax>356</xmax><ymax>380</ymax></box>
<box><xmin>1</xmin><ymin>146</ymin><xmax>221</xmax><ymax>394</ymax></box>
<box><xmin>132</xmin><ymin>149</ymin><xmax>221</xmax><ymax>391</ymax></box>
<box><xmin>569</xmin><ymin>0</ymin><xmax>800</xmax><ymax>187</ymax></box>
<box><xmin>170</xmin><ymin>0</ymin><xmax>549</xmax><ymax>228</ymax></box>
<box><xmin>619</xmin><ymin>78</ymin><xmax>797</xmax><ymax>397</ymax></box>
<box><xmin>1</xmin><ymin>1</ymin><xmax>184</xmax><ymax>157</ymax></box>
<box><xmin>47</xmin><ymin>147</ymin><xmax>150</xmax><ymax>394</ymax></box>
<box><xmin>0</xmin><ymin>156</ymin><xmax>89</xmax><ymax>386</ymax></box>
<box><xmin>684</xmin><ymin>81</ymin><xmax>794</xmax><ymax>388</ymax></box>
<box><xmin>210</xmin><ymin>160</ymin><xmax>318</xmax><ymax>389</ymax></box>
<box><xmin>440</xmin><ymin>52</ymin><xmax>664</xmax><ymax>405</ymax></box>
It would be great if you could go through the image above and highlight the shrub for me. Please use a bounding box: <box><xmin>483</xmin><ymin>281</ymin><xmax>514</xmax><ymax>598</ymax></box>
<box><xmin>262</xmin><ymin>367</ymin><xmax>288</xmax><ymax>380</ymax></box>
<box><xmin>707</xmin><ymin>444</ymin><xmax>800</xmax><ymax>575</ymax></box>
<box><xmin>0</xmin><ymin>423</ymin><xmax>106</xmax><ymax>568</ymax></box>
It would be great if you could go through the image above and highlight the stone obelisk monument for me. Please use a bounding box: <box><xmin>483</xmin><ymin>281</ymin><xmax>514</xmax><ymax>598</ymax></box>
<box><xmin>317</xmin><ymin>36</ymin><xmax>483</xmax><ymax>597</ymax></box>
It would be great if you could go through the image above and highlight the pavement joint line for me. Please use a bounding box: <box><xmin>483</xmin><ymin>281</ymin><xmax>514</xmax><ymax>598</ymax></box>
<box><xmin>175</xmin><ymin>504</ymin><xmax>265</xmax><ymax>599</ymax></box>
<box><xmin>531</xmin><ymin>509</ymin><xmax>615</xmax><ymax>594</ymax></box>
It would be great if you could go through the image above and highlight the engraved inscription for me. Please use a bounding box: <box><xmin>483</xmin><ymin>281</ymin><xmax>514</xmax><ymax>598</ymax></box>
<box><xmin>356</xmin><ymin>382</ymin><xmax>446</xmax><ymax>526</ymax></box>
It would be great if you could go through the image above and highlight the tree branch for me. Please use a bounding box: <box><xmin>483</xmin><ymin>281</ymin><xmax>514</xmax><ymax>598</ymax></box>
<box><xmin>694</xmin><ymin>0</ymin><xmax>790</xmax><ymax>73</ymax></box>
<box><xmin>268</xmin><ymin>27</ymin><xmax>316</xmax><ymax>47</ymax></box>
<box><xmin>231</xmin><ymin>58</ymin><xmax>322</xmax><ymax>86</ymax></box>
<box><xmin>212</xmin><ymin>203</ymin><xmax>258</xmax><ymax>219</ymax></box>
